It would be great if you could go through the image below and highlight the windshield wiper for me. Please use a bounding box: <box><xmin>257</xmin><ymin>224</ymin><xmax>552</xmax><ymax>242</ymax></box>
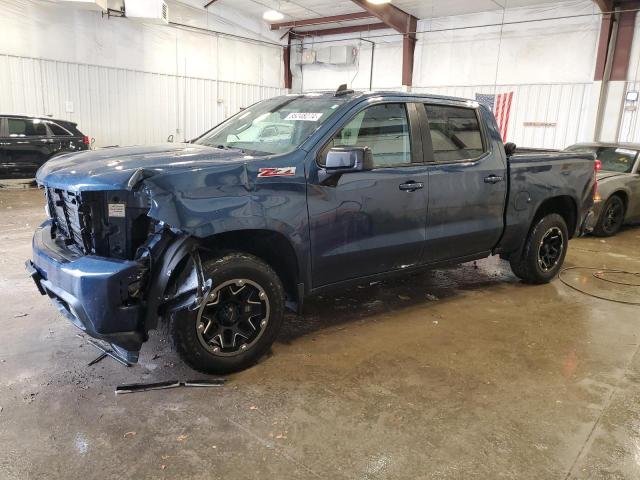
<box><xmin>215</xmin><ymin>144</ymin><xmax>247</xmax><ymax>154</ymax></box>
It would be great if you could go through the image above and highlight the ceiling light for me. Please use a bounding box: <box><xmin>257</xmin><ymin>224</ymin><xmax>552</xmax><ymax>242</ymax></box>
<box><xmin>367</xmin><ymin>0</ymin><xmax>391</xmax><ymax>4</ymax></box>
<box><xmin>263</xmin><ymin>10</ymin><xmax>284</xmax><ymax>21</ymax></box>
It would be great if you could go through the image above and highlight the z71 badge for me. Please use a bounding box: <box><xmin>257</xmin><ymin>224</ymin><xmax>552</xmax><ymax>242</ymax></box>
<box><xmin>257</xmin><ymin>167</ymin><xmax>296</xmax><ymax>178</ymax></box>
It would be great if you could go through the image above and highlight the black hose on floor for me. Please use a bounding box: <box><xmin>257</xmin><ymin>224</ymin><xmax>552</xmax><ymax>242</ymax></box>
<box><xmin>558</xmin><ymin>266</ymin><xmax>640</xmax><ymax>305</ymax></box>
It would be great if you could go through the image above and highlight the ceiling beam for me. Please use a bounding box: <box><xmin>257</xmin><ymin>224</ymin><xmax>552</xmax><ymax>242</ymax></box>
<box><xmin>593</xmin><ymin>0</ymin><xmax>614</xmax><ymax>11</ymax></box>
<box><xmin>349</xmin><ymin>0</ymin><xmax>417</xmax><ymax>34</ymax></box>
<box><xmin>350</xmin><ymin>0</ymin><xmax>417</xmax><ymax>87</ymax></box>
<box><xmin>290</xmin><ymin>22</ymin><xmax>388</xmax><ymax>37</ymax></box>
<box><xmin>270</xmin><ymin>12</ymin><xmax>374</xmax><ymax>30</ymax></box>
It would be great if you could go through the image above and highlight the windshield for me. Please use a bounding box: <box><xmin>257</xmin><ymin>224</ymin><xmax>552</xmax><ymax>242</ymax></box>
<box><xmin>194</xmin><ymin>96</ymin><xmax>347</xmax><ymax>155</ymax></box>
<box><xmin>566</xmin><ymin>145</ymin><xmax>638</xmax><ymax>173</ymax></box>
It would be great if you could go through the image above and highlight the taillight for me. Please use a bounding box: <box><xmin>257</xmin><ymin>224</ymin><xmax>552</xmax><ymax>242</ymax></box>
<box><xmin>594</xmin><ymin>159</ymin><xmax>602</xmax><ymax>171</ymax></box>
<box><xmin>82</xmin><ymin>135</ymin><xmax>90</xmax><ymax>145</ymax></box>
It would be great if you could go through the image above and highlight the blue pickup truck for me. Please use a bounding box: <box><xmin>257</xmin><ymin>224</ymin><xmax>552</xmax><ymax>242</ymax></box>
<box><xmin>27</xmin><ymin>89</ymin><xmax>596</xmax><ymax>373</ymax></box>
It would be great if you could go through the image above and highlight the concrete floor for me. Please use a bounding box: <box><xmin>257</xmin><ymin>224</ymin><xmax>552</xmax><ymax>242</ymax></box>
<box><xmin>1</xmin><ymin>188</ymin><xmax>639</xmax><ymax>480</ymax></box>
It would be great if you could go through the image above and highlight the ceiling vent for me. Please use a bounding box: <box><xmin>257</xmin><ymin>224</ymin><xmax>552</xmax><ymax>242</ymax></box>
<box><xmin>126</xmin><ymin>0</ymin><xmax>169</xmax><ymax>24</ymax></box>
<box><xmin>315</xmin><ymin>46</ymin><xmax>358</xmax><ymax>65</ymax></box>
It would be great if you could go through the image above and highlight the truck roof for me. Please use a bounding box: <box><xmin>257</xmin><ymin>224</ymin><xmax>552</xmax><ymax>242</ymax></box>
<box><xmin>285</xmin><ymin>90</ymin><xmax>478</xmax><ymax>106</ymax></box>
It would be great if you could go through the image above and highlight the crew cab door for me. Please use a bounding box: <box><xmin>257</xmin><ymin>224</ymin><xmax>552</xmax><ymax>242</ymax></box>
<box><xmin>307</xmin><ymin>101</ymin><xmax>429</xmax><ymax>287</ymax></box>
<box><xmin>420</xmin><ymin>103</ymin><xmax>507</xmax><ymax>263</ymax></box>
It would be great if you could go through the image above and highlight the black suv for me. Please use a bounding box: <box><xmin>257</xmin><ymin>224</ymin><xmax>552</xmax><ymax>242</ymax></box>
<box><xmin>0</xmin><ymin>115</ymin><xmax>89</xmax><ymax>179</ymax></box>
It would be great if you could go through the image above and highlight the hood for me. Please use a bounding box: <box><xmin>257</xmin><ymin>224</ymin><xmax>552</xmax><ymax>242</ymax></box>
<box><xmin>597</xmin><ymin>171</ymin><xmax>627</xmax><ymax>182</ymax></box>
<box><xmin>36</xmin><ymin>143</ymin><xmax>255</xmax><ymax>191</ymax></box>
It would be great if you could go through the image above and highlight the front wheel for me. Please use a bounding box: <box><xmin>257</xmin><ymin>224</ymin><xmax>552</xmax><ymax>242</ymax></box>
<box><xmin>509</xmin><ymin>213</ymin><xmax>568</xmax><ymax>284</ymax></box>
<box><xmin>171</xmin><ymin>252</ymin><xmax>285</xmax><ymax>374</ymax></box>
<box><xmin>593</xmin><ymin>195</ymin><xmax>625</xmax><ymax>237</ymax></box>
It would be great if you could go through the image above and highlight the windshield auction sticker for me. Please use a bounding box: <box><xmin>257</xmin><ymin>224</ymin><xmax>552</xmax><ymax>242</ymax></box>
<box><xmin>284</xmin><ymin>112</ymin><xmax>323</xmax><ymax>121</ymax></box>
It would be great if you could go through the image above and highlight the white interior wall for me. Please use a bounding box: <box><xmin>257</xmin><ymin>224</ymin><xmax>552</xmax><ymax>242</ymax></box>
<box><xmin>292</xmin><ymin>29</ymin><xmax>403</xmax><ymax>92</ymax></box>
<box><xmin>414</xmin><ymin>1</ymin><xmax>601</xmax><ymax>148</ymax></box>
<box><xmin>0</xmin><ymin>0</ymin><xmax>285</xmax><ymax>146</ymax></box>
<box><xmin>293</xmin><ymin>0</ymin><xmax>604</xmax><ymax>149</ymax></box>
<box><xmin>617</xmin><ymin>12</ymin><xmax>640</xmax><ymax>143</ymax></box>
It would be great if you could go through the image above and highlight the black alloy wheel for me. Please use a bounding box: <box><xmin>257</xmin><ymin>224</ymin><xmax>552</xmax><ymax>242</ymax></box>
<box><xmin>195</xmin><ymin>279</ymin><xmax>269</xmax><ymax>357</ymax></box>
<box><xmin>171</xmin><ymin>252</ymin><xmax>285</xmax><ymax>374</ymax></box>
<box><xmin>537</xmin><ymin>227</ymin><xmax>564</xmax><ymax>272</ymax></box>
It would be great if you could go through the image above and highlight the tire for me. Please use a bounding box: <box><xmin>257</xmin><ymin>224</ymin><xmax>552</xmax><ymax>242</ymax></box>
<box><xmin>509</xmin><ymin>213</ymin><xmax>569</xmax><ymax>284</ymax></box>
<box><xmin>171</xmin><ymin>252</ymin><xmax>285</xmax><ymax>374</ymax></box>
<box><xmin>593</xmin><ymin>195</ymin><xmax>625</xmax><ymax>237</ymax></box>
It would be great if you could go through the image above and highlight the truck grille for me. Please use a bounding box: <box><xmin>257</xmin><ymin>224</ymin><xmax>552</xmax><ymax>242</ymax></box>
<box><xmin>46</xmin><ymin>187</ymin><xmax>93</xmax><ymax>253</ymax></box>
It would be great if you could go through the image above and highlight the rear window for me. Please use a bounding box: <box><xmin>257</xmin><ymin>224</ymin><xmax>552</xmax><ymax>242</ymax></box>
<box><xmin>8</xmin><ymin>118</ymin><xmax>47</xmax><ymax>137</ymax></box>
<box><xmin>48</xmin><ymin>122</ymin><xmax>71</xmax><ymax>136</ymax></box>
<box><xmin>424</xmin><ymin>105</ymin><xmax>485</xmax><ymax>162</ymax></box>
<box><xmin>566</xmin><ymin>145</ymin><xmax>637</xmax><ymax>173</ymax></box>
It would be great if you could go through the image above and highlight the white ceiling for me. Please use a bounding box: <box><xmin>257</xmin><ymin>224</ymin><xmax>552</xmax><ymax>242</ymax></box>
<box><xmin>213</xmin><ymin>0</ymin><xmax>583</xmax><ymax>23</ymax></box>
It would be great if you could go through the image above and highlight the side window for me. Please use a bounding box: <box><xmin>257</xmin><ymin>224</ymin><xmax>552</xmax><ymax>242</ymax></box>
<box><xmin>425</xmin><ymin>104</ymin><xmax>485</xmax><ymax>162</ymax></box>
<box><xmin>48</xmin><ymin>122</ymin><xmax>71</xmax><ymax>136</ymax></box>
<box><xmin>323</xmin><ymin>103</ymin><xmax>412</xmax><ymax>168</ymax></box>
<box><xmin>8</xmin><ymin>118</ymin><xmax>47</xmax><ymax>137</ymax></box>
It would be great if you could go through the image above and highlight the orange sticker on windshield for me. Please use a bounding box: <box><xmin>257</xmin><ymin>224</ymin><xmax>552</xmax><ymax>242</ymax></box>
<box><xmin>257</xmin><ymin>167</ymin><xmax>296</xmax><ymax>178</ymax></box>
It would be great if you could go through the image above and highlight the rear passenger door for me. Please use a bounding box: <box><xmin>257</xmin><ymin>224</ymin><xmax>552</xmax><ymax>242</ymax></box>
<box><xmin>421</xmin><ymin>103</ymin><xmax>507</xmax><ymax>263</ymax></box>
<box><xmin>3</xmin><ymin>117</ymin><xmax>51</xmax><ymax>178</ymax></box>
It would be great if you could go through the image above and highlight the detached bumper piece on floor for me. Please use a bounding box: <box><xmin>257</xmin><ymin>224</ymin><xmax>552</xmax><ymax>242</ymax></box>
<box><xmin>115</xmin><ymin>379</ymin><xmax>225</xmax><ymax>395</ymax></box>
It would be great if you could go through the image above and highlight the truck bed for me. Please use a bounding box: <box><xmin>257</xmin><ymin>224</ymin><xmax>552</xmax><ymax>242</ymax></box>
<box><xmin>496</xmin><ymin>150</ymin><xmax>596</xmax><ymax>255</ymax></box>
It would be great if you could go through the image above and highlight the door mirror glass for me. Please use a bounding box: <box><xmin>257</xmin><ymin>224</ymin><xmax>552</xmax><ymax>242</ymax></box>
<box><xmin>325</xmin><ymin>147</ymin><xmax>373</xmax><ymax>172</ymax></box>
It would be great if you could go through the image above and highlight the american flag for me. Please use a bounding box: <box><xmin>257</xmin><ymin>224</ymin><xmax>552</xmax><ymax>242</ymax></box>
<box><xmin>475</xmin><ymin>92</ymin><xmax>514</xmax><ymax>141</ymax></box>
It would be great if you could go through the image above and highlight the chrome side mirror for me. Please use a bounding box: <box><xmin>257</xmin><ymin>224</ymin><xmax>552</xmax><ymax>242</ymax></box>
<box><xmin>325</xmin><ymin>147</ymin><xmax>373</xmax><ymax>172</ymax></box>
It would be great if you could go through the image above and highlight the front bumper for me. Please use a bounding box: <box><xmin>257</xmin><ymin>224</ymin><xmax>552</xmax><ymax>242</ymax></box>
<box><xmin>27</xmin><ymin>220</ymin><xmax>145</xmax><ymax>353</ymax></box>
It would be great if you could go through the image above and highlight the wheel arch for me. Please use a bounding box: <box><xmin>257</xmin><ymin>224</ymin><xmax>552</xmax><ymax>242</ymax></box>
<box><xmin>532</xmin><ymin>195</ymin><xmax>578</xmax><ymax>238</ymax></box>
<box><xmin>608</xmin><ymin>190</ymin><xmax>629</xmax><ymax>212</ymax></box>
<box><xmin>199</xmin><ymin>229</ymin><xmax>302</xmax><ymax>308</ymax></box>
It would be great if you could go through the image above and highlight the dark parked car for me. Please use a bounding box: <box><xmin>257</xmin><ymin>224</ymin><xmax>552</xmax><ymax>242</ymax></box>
<box><xmin>565</xmin><ymin>143</ymin><xmax>640</xmax><ymax>236</ymax></box>
<box><xmin>0</xmin><ymin>115</ymin><xmax>89</xmax><ymax>179</ymax></box>
<box><xmin>27</xmin><ymin>90</ymin><xmax>596</xmax><ymax>373</ymax></box>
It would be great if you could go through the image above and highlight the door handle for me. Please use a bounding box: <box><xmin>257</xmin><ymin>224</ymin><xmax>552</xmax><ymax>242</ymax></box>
<box><xmin>484</xmin><ymin>175</ymin><xmax>504</xmax><ymax>184</ymax></box>
<box><xmin>399</xmin><ymin>181</ymin><xmax>424</xmax><ymax>192</ymax></box>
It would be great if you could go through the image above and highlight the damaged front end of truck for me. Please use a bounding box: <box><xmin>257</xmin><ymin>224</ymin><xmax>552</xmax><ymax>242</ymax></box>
<box><xmin>25</xmin><ymin>150</ymin><xmax>296</xmax><ymax>364</ymax></box>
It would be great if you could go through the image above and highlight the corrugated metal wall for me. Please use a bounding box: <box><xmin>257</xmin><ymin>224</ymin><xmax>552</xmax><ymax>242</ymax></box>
<box><xmin>0</xmin><ymin>54</ymin><xmax>285</xmax><ymax>147</ymax></box>
<box><xmin>413</xmin><ymin>82</ymin><xmax>593</xmax><ymax>149</ymax></box>
<box><xmin>619</xmin><ymin>81</ymin><xmax>640</xmax><ymax>143</ymax></box>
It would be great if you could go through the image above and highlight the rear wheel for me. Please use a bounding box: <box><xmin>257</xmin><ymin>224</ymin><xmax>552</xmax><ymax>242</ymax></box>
<box><xmin>509</xmin><ymin>213</ymin><xmax>568</xmax><ymax>284</ymax></box>
<box><xmin>171</xmin><ymin>252</ymin><xmax>285</xmax><ymax>374</ymax></box>
<box><xmin>593</xmin><ymin>195</ymin><xmax>625</xmax><ymax>237</ymax></box>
